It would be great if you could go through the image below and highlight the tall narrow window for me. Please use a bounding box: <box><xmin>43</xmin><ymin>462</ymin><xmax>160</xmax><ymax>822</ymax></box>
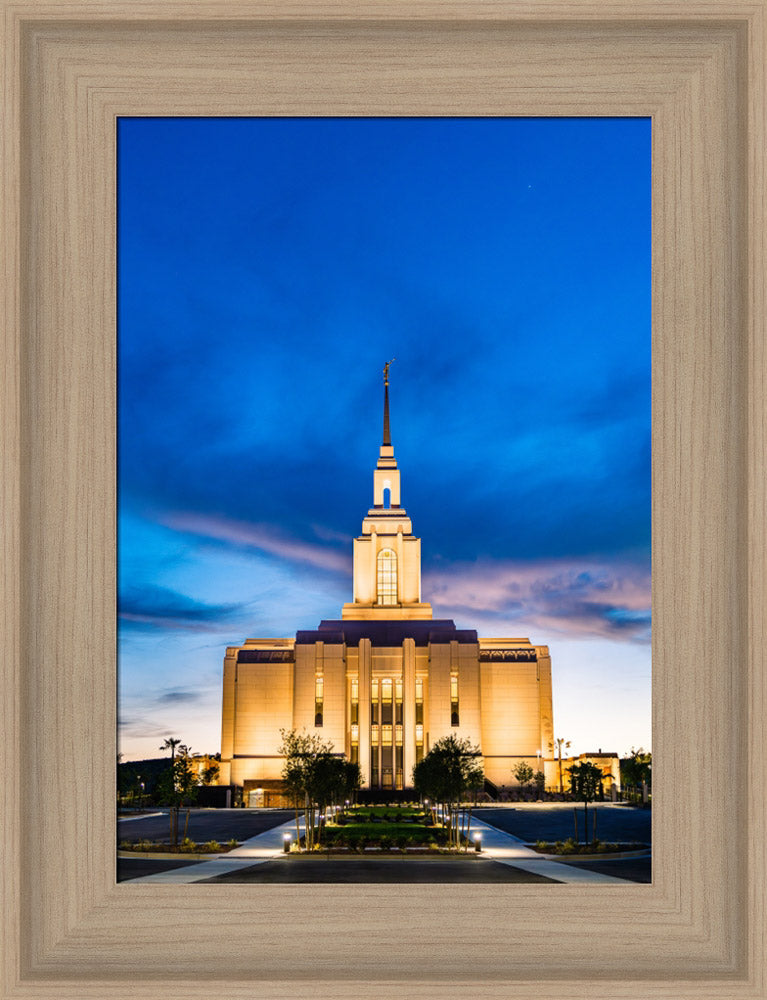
<box><xmin>350</xmin><ymin>677</ymin><xmax>359</xmax><ymax>725</ymax></box>
<box><xmin>450</xmin><ymin>673</ymin><xmax>459</xmax><ymax>727</ymax></box>
<box><xmin>315</xmin><ymin>674</ymin><xmax>324</xmax><ymax>727</ymax></box>
<box><xmin>415</xmin><ymin>678</ymin><xmax>424</xmax><ymax>726</ymax></box>
<box><xmin>349</xmin><ymin>677</ymin><xmax>359</xmax><ymax>764</ymax></box>
<box><xmin>376</xmin><ymin>548</ymin><xmax>397</xmax><ymax>605</ymax></box>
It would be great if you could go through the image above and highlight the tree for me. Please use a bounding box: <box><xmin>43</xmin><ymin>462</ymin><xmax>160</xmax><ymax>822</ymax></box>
<box><xmin>512</xmin><ymin>761</ymin><xmax>534</xmax><ymax>790</ymax></box>
<box><xmin>158</xmin><ymin>736</ymin><xmax>193</xmax><ymax>846</ymax></box>
<box><xmin>160</xmin><ymin>736</ymin><xmax>182</xmax><ymax>770</ymax></box>
<box><xmin>278</xmin><ymin>728</ymin><xmax>349</xmax><ymax>851</ymax></box>
<box><xmin>567</xmin><ymin>761</ymin><xmax>603</xmax><ymax>842</ymax></box>
<box><xmin>533</xmin><ymin>770</ymin><xmax>546</xmax><ymax>796</ymax></box>
<box><xmin>620</xmin><ymin>747</ymin><xmax>652</xmax><ymax>800</ymax></box>
<box><xmin>200</xmin><ymin>763</ymin><xmax>220</xmax><ymax>786</ymax></box>
<box><xmin>549</xmin><ymin>737</ymin><xmax>571</xmax><ymax>794</ymax></box>
<box><xmin>412</xmin><ymin>735</ymin><xmax>483</xmax><ymax>850</ymax></box>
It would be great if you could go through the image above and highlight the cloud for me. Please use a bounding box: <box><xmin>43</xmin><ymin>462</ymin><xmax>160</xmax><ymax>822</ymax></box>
<box><xmin>154</xmin><ymin>688</ymin><xmax>202</xmax><ymax>705</ymax></box>
<box><xmin>160</xmin><ymin>511</ymin><xmax>352</xmax><ymax>576</ymax></box>
<box><xmin>118</xmin><ymin>584</ymin><xmax>248</xmax><ymax>633</ymax></box>
<box><xmin>424</xmin><ymin>557</ymin><xmax>651</xmax><ymax>642</ymax></box>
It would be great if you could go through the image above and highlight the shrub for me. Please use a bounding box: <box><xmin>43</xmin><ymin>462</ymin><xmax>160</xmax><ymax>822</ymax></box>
<box><xmin>396</xmin><ymin>835</ymin><xmax>408</xmax><ymax>851</ymax></box>
<box><xmin>118</xmin><ymin>840</ymin><xmax>131</xmax><ymax>850</ymax></box>
<box><xmin>227</xmin><ymin>838</ymin><xmax>239</xmax><ymax>849</ymax></box>
<box><xmin>378</xmin><ymin>835</ymin><xmax>392</xmax><ymax>851</ymax></box>
<box><xmin>535</xmin><ymin>840</ymin><xmax>549</xmax><ymax>852</ymax></box>
<box><xmin>202</xmin><ymin>840</ymin><xmax>222</xmax><ymax>853</ymax></box>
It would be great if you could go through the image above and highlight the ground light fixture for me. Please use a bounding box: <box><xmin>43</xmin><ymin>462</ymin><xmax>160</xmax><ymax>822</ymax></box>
<box><xmin>473</xmin><ymin>832</ymin><xmax>482</xmax><ymax>853</ymax></box>
<box><xmin>283</xmin><ymin>833</ymin><xmax>291</xmax><ymax>854</ymax></box>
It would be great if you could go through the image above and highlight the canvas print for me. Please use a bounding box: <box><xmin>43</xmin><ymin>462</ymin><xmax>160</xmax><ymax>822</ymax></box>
<box><xmin>117</xmin><ymin>117</ymin><xmax>651</xmax><ymax>884</ymax></box>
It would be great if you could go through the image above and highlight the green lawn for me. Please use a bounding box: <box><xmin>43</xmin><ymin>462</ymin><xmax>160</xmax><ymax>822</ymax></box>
<box><xmin>319</xmin><ymin>806</ymin><xmax>451</xmax><ymax>848</ymax></box>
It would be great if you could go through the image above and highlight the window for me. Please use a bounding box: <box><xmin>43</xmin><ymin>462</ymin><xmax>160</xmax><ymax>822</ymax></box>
<box><xmin>315</xmin><ymin>675</ymin><xmax>324</xmax><ymax>727</ymax></box>
<box><xmin>371</xmin><ymin>679</ymin><xmax>379</xmax><ymax>725</ymax></box>
<box><xmin>415</xmin><ymin>678</ymin><xmax>424</xmax><ymax>726</ymax></box>
<box><xmin>376</xmin><ymin>548</ymin><xmax>397</xmax><ymax>605</ymax></box>
<box><xmin>450</xmin><ymin>673</ymin><xmax>459</xmax><ymax>727</ymax></box>
<box><xmin>350</xmin><ymin>677</ymin><xmax>359</xmax><ymax>725</ymax></box>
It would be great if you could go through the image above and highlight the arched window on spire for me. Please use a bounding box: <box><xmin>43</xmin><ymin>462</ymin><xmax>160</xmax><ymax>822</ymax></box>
<box><xmin>377</xmin><ymin>548</ymin><xmax>397</xmax><ymax>605</ymax></box>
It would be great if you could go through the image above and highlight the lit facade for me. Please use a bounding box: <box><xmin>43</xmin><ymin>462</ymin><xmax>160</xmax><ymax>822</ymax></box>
<box><xmin>219</xmin><ymin>370</ymin><xmax>559</xmax><ymax>801</ymax></box>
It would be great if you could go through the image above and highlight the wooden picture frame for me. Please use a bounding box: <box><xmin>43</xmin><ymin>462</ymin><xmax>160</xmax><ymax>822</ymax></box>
<box><xmin>1</xmin><ymin>2</ymin><xmax>765</xmax><ymax>997</ymax></box>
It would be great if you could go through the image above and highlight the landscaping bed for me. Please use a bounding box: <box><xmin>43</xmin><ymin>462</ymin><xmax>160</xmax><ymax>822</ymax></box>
<box><xmin>118</xmin><ymin>837</ymin><xmax>239</xmax><ymax>855</ymax></box>
<box><xmin>529</xmin><ymin>839</ymin><xmax>649</xmax><ymax>856</ymax></box>
<box><xmin>299</xmin><ymin>804</ymin><xmax>479</xmax><ymax>853</ymax></box>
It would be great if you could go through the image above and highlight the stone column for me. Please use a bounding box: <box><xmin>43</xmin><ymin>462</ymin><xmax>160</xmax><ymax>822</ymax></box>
<box><xmin>402</xmin><ymin>638</ymin><xmax>416</xmax><ymax>788</ymax></box>
<box><xmin>358</xmin><ymin>638</ymin><xmax>371</xmax><ymax>788</ymax></box>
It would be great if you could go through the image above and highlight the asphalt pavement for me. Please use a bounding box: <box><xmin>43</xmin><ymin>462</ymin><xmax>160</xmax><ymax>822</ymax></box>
<box><xmin>474</xmin><ymin>803</ymin><xmax>651</xmax><ymax>845</ymax></box>
<box><xmin>200</xmin><ymin>855</ymin><xmax>557</xmax><ymax>883</ymax></box>
<box><xmin>118</xmin><ymin>808</ymin><xmax>294</xmax><ymax>844</ymax></box>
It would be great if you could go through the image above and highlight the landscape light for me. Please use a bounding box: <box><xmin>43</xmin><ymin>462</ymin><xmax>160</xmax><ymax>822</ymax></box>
<box><xmin>473</xmin><ymin>832</ymin><xmax>482</xmax><ymax>853</ymax></box>
<box><xmin>283</xmin><ymin>833</ymin><xmax>292</xmax><ymax>854</ymax></box>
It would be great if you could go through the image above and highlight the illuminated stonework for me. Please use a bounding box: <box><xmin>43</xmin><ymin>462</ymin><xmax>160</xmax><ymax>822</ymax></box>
<box><xmin>219</xmin><ymin>370</ymin><xmax>559</xmax><ymax>801</ymax></box>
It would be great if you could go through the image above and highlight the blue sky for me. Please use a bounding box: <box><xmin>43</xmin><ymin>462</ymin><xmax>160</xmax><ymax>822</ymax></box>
<box><xmin>118</xmin><ymin>117</ymin><xmax>651</xmax><ymax>763</ymax></box>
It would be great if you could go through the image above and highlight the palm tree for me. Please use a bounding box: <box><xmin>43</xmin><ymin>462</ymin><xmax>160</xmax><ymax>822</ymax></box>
<box><xmin>160</xmin><ymin>737</ymin><xmax>182</xmax><ymax>846</ymax></box>
<box><xmin>160</xmin><ymin>736</ymin><xmax>182</xmax><ymax>768</ymax></box>
<box><xmin>549</xmin><ymin>737</ymin><xmax>571</xmax><ymax>794</ymax></box>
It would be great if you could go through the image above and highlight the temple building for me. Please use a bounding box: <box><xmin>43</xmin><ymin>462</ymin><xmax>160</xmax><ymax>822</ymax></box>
<box><xmin>219</xmin><ymin>365</ymin><xmax>560</xmax><ymax>805</ymax></box>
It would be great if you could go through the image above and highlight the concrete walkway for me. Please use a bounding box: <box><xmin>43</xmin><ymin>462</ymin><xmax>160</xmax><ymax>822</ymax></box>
<box><xmin>127</xmin><ymin>813</ymin><xmax>631</xmax><ymax>885</ymax></box>
<box><xmin>468</xmin><ymin>815</ymin><xmax>631</xmax><ymax>884</ymax></box>
<box><xmin>127</xmin><ymin>816</ymin><xmax>303</xmax><ymax>884</ymax></box>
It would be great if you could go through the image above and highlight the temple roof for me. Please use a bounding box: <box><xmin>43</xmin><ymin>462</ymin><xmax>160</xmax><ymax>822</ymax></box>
<box><xmin>295</xmin><ymin>618</ymin><xmax>478</xmax><ymax>647</ymax></box>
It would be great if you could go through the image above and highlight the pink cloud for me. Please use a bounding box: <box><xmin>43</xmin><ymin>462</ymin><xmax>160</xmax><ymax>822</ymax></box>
<box><xmin>424</xmin><ymin>557</ymin><xmax>651</xmax><ymax>642</ymax></box>
<box><xmin>161</xmin><ymin>511</ymin><xmax>352</xmax><ymax>576</ymax></box>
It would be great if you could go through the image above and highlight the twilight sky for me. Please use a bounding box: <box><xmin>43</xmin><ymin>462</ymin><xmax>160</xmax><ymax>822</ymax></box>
<box><xmin>118</xmin><ymin>117</ymin><xmax>651</xmax><ymax>763</ymax></box>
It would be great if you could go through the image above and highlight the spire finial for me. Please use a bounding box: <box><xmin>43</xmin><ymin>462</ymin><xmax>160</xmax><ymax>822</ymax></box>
<box><xmin>382</xmin><ymin>359</ymin><xmax>395</xmax><ymax>445</ymax></box>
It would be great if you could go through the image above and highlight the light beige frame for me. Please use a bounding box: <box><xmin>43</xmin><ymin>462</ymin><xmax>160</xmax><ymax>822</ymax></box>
<box><xmin>1</xmin><ymin>1</ymin><xmax>765</xmax><ymax>997</ymax></box>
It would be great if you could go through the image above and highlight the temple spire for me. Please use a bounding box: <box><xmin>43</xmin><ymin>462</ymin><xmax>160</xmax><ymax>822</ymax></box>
<box><xmin>382</xmin><ymin>358</ymin><xmax>395</xmax><ymax>446</ymax></box>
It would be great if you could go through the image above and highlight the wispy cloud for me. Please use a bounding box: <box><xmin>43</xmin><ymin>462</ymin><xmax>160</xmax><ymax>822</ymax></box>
<box><xmin>160</xmin><ymin>511</ymin><xmax>352</xmax><ymax>575</ymax></box>
<box><xmin>154</xmin><ymin>688</ymin><xmax>202</xmax><ymax>705</ymax></box>
<box><xmin>425</xmin><ymin>558</ymin><xmax>651</xmax><ymax>642</ymax></box>
<box><xmin>118</xmin><ymin>584</ymin><xmax>248</xmax><ymax>633</ymax></box>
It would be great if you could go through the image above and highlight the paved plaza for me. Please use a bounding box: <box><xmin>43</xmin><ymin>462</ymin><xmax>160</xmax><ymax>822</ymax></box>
<box><xmin>118</xmin><ymin>805</ymin><xmax>650</xmax><ymax>885</ymax></box>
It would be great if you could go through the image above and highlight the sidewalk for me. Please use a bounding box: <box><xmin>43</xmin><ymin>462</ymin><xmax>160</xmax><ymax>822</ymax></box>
<box><xmin>127</xmin><ymin>816</ymin><xmax>302</xmax><ymax>884</ymax></box>
<box><xmin>469</xmin><ymin>815</ymin><xmax>633</xmax><ymax>884</ymax></box>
